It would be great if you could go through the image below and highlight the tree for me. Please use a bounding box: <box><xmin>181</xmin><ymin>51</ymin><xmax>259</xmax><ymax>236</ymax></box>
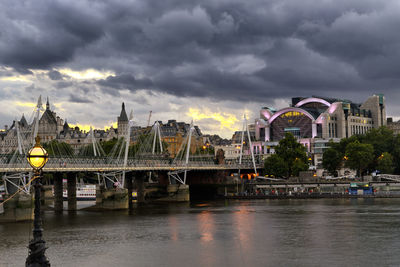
<box><xmin>43</xmin><ymin>140</ymin><xmax>74</xmax><ymax>156</ymax></box>
<box><xmin>264</xmin><ymin>154</ymin><xmax>288</xmax><ymax>178</ymax></box>
<box><xmin>363</xmin><ymin>126</ymin><xmax>395</xmax><ymax>158</ymax></box>
<box><xmin>274</xmin><ymin>132</ymin><xmax>308</xmax><ymax>176</ymax></box>
<box><xmin>345</xmin><ymin>141</ymin><xmax>374</xmax><ymax>178</ymax></box>
<box><xmin>195</xmin><ymin>145</ymin><xmax>215</xmax><ymax>155</ymax></box>
<box><xmin>377</xmin><ymin>152</ymin><xmax>394</xmax><ymax>174</ymax></box>
<box><xmin>391</xmin><ymin>134</ymin><xmax>400</xmax><ymax>173</ymax></box>
<box><xmin>292</xmin><ymin>158</ymin><xmax>309</xmax><ymax>177</ymax></box>
<box><xmin>322</xmin><ymin>148</ymin><xmax>342</xmax><ymax>176</ymax></box>
<box><xmin>330</xmin><ymin>135</ymin><xmax>359</xmax><ymax>156</ymax></box>
<box><xmin>101</xmin><ymin>137</ymin><xmax>119</xmax><ymax>155</ymax></box>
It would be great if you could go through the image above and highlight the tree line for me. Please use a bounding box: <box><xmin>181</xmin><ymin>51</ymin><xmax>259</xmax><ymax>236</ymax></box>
<box><xmin>323</xmin><ymin>126</ymin><xmax>398</xmax><ymax>177</ymax></box>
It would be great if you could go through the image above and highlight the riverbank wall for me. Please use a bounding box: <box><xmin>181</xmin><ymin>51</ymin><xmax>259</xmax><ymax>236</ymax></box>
<box><xmin>222</xmin><ymin>180</ymin><xmax>400</xmax><ymax>199</ymax></box>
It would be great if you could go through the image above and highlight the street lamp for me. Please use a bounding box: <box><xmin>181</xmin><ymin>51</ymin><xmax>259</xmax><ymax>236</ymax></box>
<box><xmin>26</xmin><ymin>136</ymin><xmax>50</xmax><ymax>267</ymax></box>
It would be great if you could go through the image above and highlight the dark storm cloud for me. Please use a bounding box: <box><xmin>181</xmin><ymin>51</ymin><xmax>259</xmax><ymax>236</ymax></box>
<box><xmin>98</xmin><ymin>74</ymin><xmax>153</xmax><ymax>92</ymax></box>
<box><xmin>69</xmin><ymin>94</ymin><xmax>93</xmax><ymax>103</ymax></box>
<box><xmin>0</xmin><ymin>67</ymin><xmax>14</xmax><ymax>77</ymax></box>
<box><xmin>13</xmin><ymin>68</ymin><xmax>34</xmax><ymax>75</ymax></box>
<box><xmin>25</xmin><ymin>84</ymin><xmax>35</xmax><ymax>93</ymax></box>
<box><xmin>1</xmin><ymin>0</ymin><xmax>400</xmax><ymax>104</ymax></box>
<box><xmin>48</xmin><ymin>70</ymin><xmax>63</xmax><ymax>80</ymax></box>
<box><xmin>0</xmin><ymin>0</ymin><xmax>104</xmax><ymax>69</ymax></box>
<box><xmin>55</xmin><ymin>81</ymin><xmax>73</xmax><ymax>89</ymax></box>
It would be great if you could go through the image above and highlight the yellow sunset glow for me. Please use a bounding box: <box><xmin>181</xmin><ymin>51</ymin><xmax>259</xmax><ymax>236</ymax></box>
<box><xmin>69</xmin><ymin>122</ymin><xmax>118</xmax><ymax>132</ymax></box>
<box><xmin>68</xmin><ymin>124</ymin><xmax>92</xmax><ymax>132</ymax></box>
<box><xmin>58</xmin><ymin>68</ymin><xmax>115</xmax><ymax>80</ymax></box>
<box><xmin>53</xmin><ymin>102</ymin><xmax>65</xmax><ymax>112</ymax></box>
<box><xmin>15</xmin><ymin>101</ymin><xmax>36</xmax><ymax>108</ymax></box>
<box><xmin>187</xmin><ymin>108</ymin><xmax>239</xmax><ymax>130</ymax></box>
<box><xmin>0</xmin><ymin>76</ymin><xmax>31</xmax><ymax>82</ymax></box>
<box><xmin>103</xmin><ymin>122</ymin><xmax>118</xmax><ymax>130</ymax></box>
<box><xmin>0</xmin><ymin>68</ymin><xmax>46</xmax><ymax>82</ymax></box>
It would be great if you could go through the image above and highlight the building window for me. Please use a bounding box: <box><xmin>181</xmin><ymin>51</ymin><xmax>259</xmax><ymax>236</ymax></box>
<box><xmin>284</xmin><ymin>127</ymin><xmax>300</xmax><ymax>138</ymax></box>
<box><xmin>335</xmin><ymin>124</ymin><xmax>338</xmax><ymax>138</ymax></box>
<box><xmin>328</xmin><ymin>123</ymin><xmax>331</xmax><ymax>138</ymax></box>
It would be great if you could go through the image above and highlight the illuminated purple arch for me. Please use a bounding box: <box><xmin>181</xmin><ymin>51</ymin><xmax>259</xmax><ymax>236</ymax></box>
<box><xmin>295</xmin><ymin>97</ymin><xmax>331</xmax><ymax>108</ymax></box>
<box><xmin>268</xmin><ymin>107</ymin><xmax>316</xmax><ymax>124</ymax></box>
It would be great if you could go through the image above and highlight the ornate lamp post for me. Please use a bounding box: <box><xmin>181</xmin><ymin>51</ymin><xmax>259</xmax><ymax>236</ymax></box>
<box><xmin>26</xmin><ymin>136</ymin><xmax>50</xmax><ymax>267</ymax></box>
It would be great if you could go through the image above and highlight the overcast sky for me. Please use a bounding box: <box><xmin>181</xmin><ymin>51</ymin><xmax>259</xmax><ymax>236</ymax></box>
<box><xmin>1</xmin><ymin>0</ymin><xmax>400</xmax><ymax>138</ymax></box>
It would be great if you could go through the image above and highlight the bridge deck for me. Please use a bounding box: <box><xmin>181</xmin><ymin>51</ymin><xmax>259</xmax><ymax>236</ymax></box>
<box><xmin>0</xmin><ymin>155</ymin><xmax>262</xmax><ymax>172</ymax></box>
<box><xmin>0</xmin><ymin>165</ymin><xmax>260</xmax><ymax>172</ymax></box>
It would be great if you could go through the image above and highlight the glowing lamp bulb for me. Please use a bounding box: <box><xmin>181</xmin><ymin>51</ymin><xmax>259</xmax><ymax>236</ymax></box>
<box><xmin>27</xmin><ymin>136</ymin><xmax>49</xmax><ymax>170</ymax></box>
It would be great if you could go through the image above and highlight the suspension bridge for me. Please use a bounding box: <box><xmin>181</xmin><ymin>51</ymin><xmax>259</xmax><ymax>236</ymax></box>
<box><xmin>1</xmin><ymin>97</ymin><xmax>262</xmax><ymax>195</ymax></box>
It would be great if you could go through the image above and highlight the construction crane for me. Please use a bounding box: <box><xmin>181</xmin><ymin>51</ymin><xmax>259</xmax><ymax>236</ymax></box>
<box><xmin>147</xmin><ymin>111</ymin><xmax>152</xmax><ymax>127</ymax></box>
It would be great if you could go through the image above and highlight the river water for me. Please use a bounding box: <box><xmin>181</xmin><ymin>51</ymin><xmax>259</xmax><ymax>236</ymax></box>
<box><xmin>2</xmin><ymin>198</ymin><xmax>400</xmax><ymax>267</ymax></box>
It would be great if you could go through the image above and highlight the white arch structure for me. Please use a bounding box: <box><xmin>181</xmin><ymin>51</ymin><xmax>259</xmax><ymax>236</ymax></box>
<box><xmin>264</xmin><ymin>107</ymin><xmax>318</xmax><ymax>141</ymax></box>
<box><xmin>294</xmin><ymin>97</ymin><xmax>331</xmax><ymax>108</ymax></box>
<box><xmin>268</xmin><ymin>107</ymin><xmax>316</xmax><ymax>123</ymax></box>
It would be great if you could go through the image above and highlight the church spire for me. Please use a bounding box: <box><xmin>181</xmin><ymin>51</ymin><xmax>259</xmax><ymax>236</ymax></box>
<box><xmin>46</xmin><ymin>97</ymin><xmax>50</xmax><ymax>110</ymax></box>
<box><xmin>20</xmin><ymin>113</ymin><xmax>28</xmax><ymax>127</ymax></box>
<box><xmin>118</xmin><ymin>102</ymin><xmax>128</xmax><ymax>122</ymax></box>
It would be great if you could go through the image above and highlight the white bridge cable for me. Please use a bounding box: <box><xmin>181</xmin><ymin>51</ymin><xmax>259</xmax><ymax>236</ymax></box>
<box><xmin>1</xmin><ymin>96</ymin><xmax>45</xmax><ymax>195</ymax></box>
<box><xmin>31</xmin><ymin>96</ymin><xmax>43</xmax><ymax>146</ymax></box>
<box><xmin>169</xmin><ymin>121</ymin><xmax>193</xmax><ymax>184</ymax></box>
<box><xmin>168</xmin><ymin>120</ymin><xmax>214</xmax><ymax>184</ymax></box>
<box><xmin>122</xmin><ymin>110</ymin><xmax>134</xmax><ymax>187</ymax></box>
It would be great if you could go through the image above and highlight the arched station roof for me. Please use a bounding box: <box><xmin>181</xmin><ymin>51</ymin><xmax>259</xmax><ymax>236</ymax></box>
<box><xmin>268</xmin><ymin>107</ymin><xmax>316</xmax><ymax>123</ymax></box>
<box><xmin>294</xmin><ymin>97</ymin><xmax>331</xmax><ymax>108</ymax></box>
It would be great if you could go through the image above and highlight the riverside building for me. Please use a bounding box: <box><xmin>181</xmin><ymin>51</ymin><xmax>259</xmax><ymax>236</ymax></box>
<box><xmin>253</xmin><ymin>94</ymin><xmax>386</xmax><ymax>171</ymax></box>
<box><xmin>0</xmin><ymin>99</ymin><xmax>125</xmax><ymax>154</ymax></box>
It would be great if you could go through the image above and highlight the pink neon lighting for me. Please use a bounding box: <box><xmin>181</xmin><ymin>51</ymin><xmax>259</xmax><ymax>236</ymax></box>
<box><xmin>328</xmin><ymin>102</ymin><xmax>339</xmax><ymax>113</ymax></box>
<box><xmin>261</xmin><ymin>110</ymin><xmax>272</xmax><ymax>120</ymax></box>
<box><xmin>295</xmin><ymin>97</ymin><xmax>331</xmax><ymax>108</ymax></box>
<box><xmin>268</xmin><ymin>107</ymin><xmax>315</xmax><ymax>123</ymax></box>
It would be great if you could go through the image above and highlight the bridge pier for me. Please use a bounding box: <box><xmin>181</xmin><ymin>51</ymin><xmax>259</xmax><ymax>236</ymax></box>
<box><xmin>126</xmin><ymin>172</ymin><xmax>134</xmax><ymax>210</ymax></box>
<box><xmin>135</xmin><ymin>173</ymin><xmax>145</xmax><ymax>203</ymax></box>
<box><xmin>157</xmin><ymin>184</ymin><xmax>190</xmax><ymax>202</ymax></box>
<box><xmin>0</xmin><ymin>192</ymin><xmax>33</xmax><ymax>222</ymax></box>
<box><xmin>54</xmin><ymin>172</ymin><xmax>63</xmax><ymax>213</ymax></box>
<box><xmin>91</xmin><ymin>186</ymin><xmax>128</xmax><ymax>210</ymax></box>
<box><xmin>67</xmin><ymin>172</ymin><xmax>77</xmax><ymax>211</ymax></box>
<box><xmin>157</xmin><ymin>172</ymin><xmax>169</xmax><ymax>186</ymax></box>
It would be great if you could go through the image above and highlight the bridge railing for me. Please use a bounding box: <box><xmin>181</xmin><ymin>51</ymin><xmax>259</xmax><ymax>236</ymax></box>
<box><xmin>0</xmin><ymin>155</ymin><xmax>261</xmax><ymax>171</ymax></box>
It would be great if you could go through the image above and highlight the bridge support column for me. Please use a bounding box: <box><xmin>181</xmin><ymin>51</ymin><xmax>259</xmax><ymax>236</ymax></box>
<box><xmin>91</xmin><ymin>186</ymin><xmax>128</xmax><ymax>210</ymax></box>
<box><xmin>67</xmin><ymin>172</ymin><xmax>77</xmax><ymax>211</ymax></box>
<box><xmin>136</xmin><ymin>174</ymin><xmax>145</xmax><ymax>203</ymax></box>
<box><xmin>0</xmin><ymin>192</ymin><xmax>33</xmax><ymax>222</ymax></box>
<box><xmin>157</xmin><ymin>184</ymin><xmax>190</xmax><ymax>202</ymax></box>
<box><xmin>126</xmin><ymin>172</ymin><xmax>134</xmax><ymax>210</ymax></box>
<box><xmin>157</xmin><ymin>172</ymin><xmax>169</xmax><ymax>186</ymax></box>
<box><xmin>54</xmin><ymin>172</ymin><xmax>63</xmax><ymax>213</ymax></box>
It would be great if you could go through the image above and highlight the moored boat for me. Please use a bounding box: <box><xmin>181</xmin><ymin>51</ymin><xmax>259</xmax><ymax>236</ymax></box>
<box><xmin>62</xmin><ymin>184</ymin><xmax>97</xmax><ymax>201</ymax></box>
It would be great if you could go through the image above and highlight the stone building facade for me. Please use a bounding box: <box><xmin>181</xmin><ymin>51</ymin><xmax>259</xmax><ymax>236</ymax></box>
<box><xmin>0</xmin><ymin>99</ymin><xmax>124</xmax><ymax>154</ymax></box>
<box><xmin>117</xmin><ymin>102</ymin><xmax>129</xmax><ymax>138</ymax></box>
<box><xmin>37</xmin><ymin>98</ymin><xmax>64</xmax><ymax>143</ymax></box>
<box><xmin>159</xmin><ymin>120</ymin><xmax>203</xmax><ymax>157</ymax></box>
<box><xmin>387</xmin><ymin>118</ymin><xmax>400</xmax><ymax>135</ymax></box>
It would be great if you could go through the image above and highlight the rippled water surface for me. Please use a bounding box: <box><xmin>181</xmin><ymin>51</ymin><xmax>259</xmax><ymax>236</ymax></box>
<box><xmin>2</xmin><ymin>198</ymin><xmax>400</xmax><ymax>267</ymax></box>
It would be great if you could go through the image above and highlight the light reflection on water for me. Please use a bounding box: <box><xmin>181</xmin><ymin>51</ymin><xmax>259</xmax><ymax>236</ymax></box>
<box><xmin>2</xmin><ymin>198</ymin><xmax>400</xmax><ymax>266</ymax></box>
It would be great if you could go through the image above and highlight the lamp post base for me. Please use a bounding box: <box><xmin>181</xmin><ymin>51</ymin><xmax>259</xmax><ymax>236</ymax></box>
<box><xmin>26</xmin><ymin>238</ymin><xmax>50</xmax><ymax>266</ymax></box>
